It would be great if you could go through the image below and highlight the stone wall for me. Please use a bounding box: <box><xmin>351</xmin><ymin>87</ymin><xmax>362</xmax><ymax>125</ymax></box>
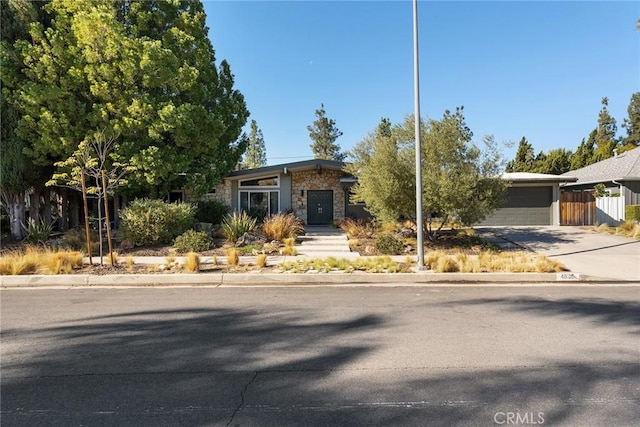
<box><xmin>291</xmin><ymin>169</ymin><xmax>346</xmax><ymax>224</ymax></box>
<box><xmin>197</xmin><ymin>180</ymin><xmax>233</xmax><ymax>208</ymax></box>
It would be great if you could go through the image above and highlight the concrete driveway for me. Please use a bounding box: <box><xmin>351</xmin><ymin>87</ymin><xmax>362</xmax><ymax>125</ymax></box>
<box><xmin>476</xmin><ymin>226</ymin><xmax>640</xmax><ymax>281</ymax></box>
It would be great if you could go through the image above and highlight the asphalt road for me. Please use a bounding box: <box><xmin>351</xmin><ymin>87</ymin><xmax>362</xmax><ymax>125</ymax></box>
<box><xmin>1</xmin><ymin>286</ymin><xmax>639</xmax><ymax>426</ymax></box>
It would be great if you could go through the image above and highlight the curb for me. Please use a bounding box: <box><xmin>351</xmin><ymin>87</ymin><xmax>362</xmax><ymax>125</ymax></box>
<box><xmin>2</xmin><ymin>272</ymin><xmax>637</xmax><ymax>288</ymax></box>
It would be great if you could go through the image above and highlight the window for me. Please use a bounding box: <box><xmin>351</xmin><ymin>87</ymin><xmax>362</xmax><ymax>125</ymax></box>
<box><xmin>240</xmin><ymin>176</ymin><xmax>279</xmax><ymax>187</ymax></box>
<box><xmin>239</xmin><ymin>191</ymin><xmax>279</xmax><ymax>219</ymax></box>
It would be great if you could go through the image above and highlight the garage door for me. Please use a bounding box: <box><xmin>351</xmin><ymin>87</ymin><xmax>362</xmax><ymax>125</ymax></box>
<box><xmin>479</xmin><ymin>187</ymin><xmax>552</xmax><ymax>226</ymax></box>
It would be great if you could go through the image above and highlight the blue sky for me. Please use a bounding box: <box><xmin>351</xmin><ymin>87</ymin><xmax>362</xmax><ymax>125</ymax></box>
<box><xmin>204</xmin><ymin>1</ymin><xmax>639</xmax><ymax>165</ymax></box>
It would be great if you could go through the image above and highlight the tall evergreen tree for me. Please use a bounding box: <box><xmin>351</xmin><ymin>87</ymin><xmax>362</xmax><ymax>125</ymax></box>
<box><xmin>14</xmin><ymin>0</ymin><xmax>248</xmax><ymax>197</ymax></box>
<box><xmin>570</xmin><ymin>130</ymin><xmax>596</xmax><ymax>170</ymax></box>
<box><xmin>592</xmin><ymin>97</ymin><xmax>619</xmax><ymax>162</ymax></box>
<box><xmin>308</xmin><ymin>103</ymin><xmax>345</xmax><ymax>161</ymax></box>
<box><xmin>505</xmin><ymin>137</ymin><xmax>535</xmax><ymax>172</ymax></box>
<box><xmin>534</xmin><ymin>148</ymin><xmax>572</xmax><ymax>175</ymax></box>
<box><xmin>242</xmin><ymin>120</ymin><xmax>267</xmax><ymax>169</ymax></box>
<box><xmin>0</xmin><ymin>0</ymin><xmax>51</xmax><ymax>239</ymax></box>
<box><xmin>621</xmin><ymin>92</ymin><xmax>640</xmax><ymax>151</ymax></box>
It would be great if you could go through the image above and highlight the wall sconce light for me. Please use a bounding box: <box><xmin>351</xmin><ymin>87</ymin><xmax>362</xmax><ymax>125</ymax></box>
<box><xmin>301</xmin><ymin>190</ymin><xmax>304</xmax><ymax>197</ymax></box>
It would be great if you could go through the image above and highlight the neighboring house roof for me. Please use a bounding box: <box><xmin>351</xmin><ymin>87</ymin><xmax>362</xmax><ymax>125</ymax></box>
<box><xmin>227</xmin><ymin>159</ymin><xmax>345</xmax><ymax>180</ymax></box>
<box><xmin>502</xmin><ymin>172</ymin><xmax>577</xmax><ymax>183</ymax></box>
<box><xmin>561</xmin><ymin>146</ymin><xmax>640</xmax><ymax>186</ymax></box>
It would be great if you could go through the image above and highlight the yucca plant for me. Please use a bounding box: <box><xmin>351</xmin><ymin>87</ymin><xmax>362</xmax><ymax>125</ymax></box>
<box><xmin>22</xmin><ymin>218</ymin><xmax>53</xmax><ymax>244</ymax></box>
<box><xmin>221</xmin><ymin>211</ymin><xmax>257</xmax><ymax>243</ymax></box>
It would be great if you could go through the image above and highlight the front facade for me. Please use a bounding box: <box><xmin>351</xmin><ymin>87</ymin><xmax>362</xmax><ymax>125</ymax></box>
<box><xmin>203</xmin><ymin>160</ymin><xmax>367</xmax><ymax>225</ymax></box>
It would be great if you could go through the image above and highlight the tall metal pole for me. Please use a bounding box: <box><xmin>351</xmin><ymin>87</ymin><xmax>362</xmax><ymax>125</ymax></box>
<box><xmin>413</xmin><ymin>0</ymin><xmax>425</xmax><ymax>269</ymax></box>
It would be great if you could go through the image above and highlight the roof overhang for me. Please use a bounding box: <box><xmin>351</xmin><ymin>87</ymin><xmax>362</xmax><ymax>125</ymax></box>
<box><xmin>560</xmin><ymin>176</ymin><xmax>640</xmax><ymax>187</ymax></box>
<box><xmin>227</xmin><ymin>159</ymin><xmax>345</xmax><ymax>180</ymax></box>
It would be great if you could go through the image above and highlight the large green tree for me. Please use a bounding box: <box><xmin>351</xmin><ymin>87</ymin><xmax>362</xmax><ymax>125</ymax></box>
<box><xmin>344</xmin><ymin>118</ymin><xmax>415</xmax><ymax>223</ymax></box>
<box><xmin>621</xmin><ymin>92</ymin><xmax>640</xmax><ymax>151</ymax></box>
<box><xmin>534</xmin><ymin>148</ymin><xmax>572</xmax><ymax>175</ymax></box>
<box><xmin>346</xmin><ymin>109</ymin><xmax>506</xmax><ymax>240</ymax></box>
<box><xmin>308</xmin><ymin>103</ymin><xmax>345</xmax><ymax>161</ymax></box>
<box><xmin>14</xmin><ymin>0</ymin><xmax>248</xmax><ymax>198</ymax></box>
<box><xmin>242</xmin><ymin>120</ymin><xmax>267</xmax><ymax>169</ymax></box>
<box><xmin>0</xmin><ymin>0</ymin><xmax>51</xmax><ymax>239</ymax></box>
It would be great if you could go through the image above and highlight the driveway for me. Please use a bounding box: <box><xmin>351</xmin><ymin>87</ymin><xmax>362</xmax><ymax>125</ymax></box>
<box><xmin>476</xmin><ymin>226</ymin><xmax>640</xmax><ymax>281</ymax></box>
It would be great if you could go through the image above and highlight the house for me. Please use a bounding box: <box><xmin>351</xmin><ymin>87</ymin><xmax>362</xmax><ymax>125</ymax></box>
<box><xmin>203</xmin><ymin>159</ymin><xmax>368</xmax><ymax>225</ymax></box>
<box><xmin>478</xmin><ymin>172</ymin><xmax>577</xmax><ymax>226</ymax></box>
<box><xmin>560</xmin><ymin>146</ymin><xmax>640</xmax><ymax>225</ymax></box>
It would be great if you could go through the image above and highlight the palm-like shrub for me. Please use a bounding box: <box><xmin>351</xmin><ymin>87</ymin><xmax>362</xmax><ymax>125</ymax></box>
<box><xmin>220</xmin><ymin>211</ymin><xmax>257</xmax><ymax>243</ymax></box>
<box><xmin>262</xmin><ymin>213</ymin><xmax>304</xmax><ymax>241</ymax></box>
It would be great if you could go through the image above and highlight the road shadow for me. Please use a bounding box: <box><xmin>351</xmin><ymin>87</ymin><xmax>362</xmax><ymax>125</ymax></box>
<box><xmin>2</xmin><ymin>299</ymin><xmax>639</xmax><ymax>426</ymax></box>
<box><xmin>443</xmin><ymin>296</ymin><xmax>640</xmax><ymax>332</ymax></box>
<box><xmin>1</xmin><ymin>307</ymin><xmax>385</xmax><ymax>426</ymax></box>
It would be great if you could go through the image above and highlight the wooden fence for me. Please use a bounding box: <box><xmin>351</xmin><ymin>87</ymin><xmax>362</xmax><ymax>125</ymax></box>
<box><xmin>560</xmin><ymin>191</ymin><xmax>595</xmax><ymax>226</ymax></box>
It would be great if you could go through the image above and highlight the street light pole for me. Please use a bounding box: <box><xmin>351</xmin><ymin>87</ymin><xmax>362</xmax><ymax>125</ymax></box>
<box><xmin>413</xmin><ymin>0</ymin><xmax>425</xmax><ymax>269</ymax></box>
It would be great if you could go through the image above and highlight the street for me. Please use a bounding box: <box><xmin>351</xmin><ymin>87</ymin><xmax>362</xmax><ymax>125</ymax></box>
<box><xmin>1</xmin><ymin>285</ymin><xmax>639</xmax><ymax>426</ymax></box>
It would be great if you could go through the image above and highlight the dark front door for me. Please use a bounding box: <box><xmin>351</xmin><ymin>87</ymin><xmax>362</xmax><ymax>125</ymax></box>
<box><xmin>307</xmin><ymin>190</ymin><xmax>333</xmax><ymax>225</ymax></box>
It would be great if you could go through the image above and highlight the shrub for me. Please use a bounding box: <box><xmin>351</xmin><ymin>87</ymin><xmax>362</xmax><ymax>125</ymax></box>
<box><xmin>256</xmin><ymin>253</ymin><xmax>268</xmax><ymax>268</ymax></box>
<box><xmin>375</xmin><ymin>233</ymin><xmax>404</xmax><ymax>255</ymax></box>
<box><xmin>22</xmin><ymin>217</ymin><xmax>53</xmax><ymax>243</ymax></box>
<box><xmin>281</xmin><ymin>245</ymin><xmax>297</xmax><ymax>256</ymax></box>
<box><xmin>196</xmin><ymin>200</ymin><xmax>230</xmax><ymax>225</ymax></box>
<box><xmin>435</xmin><ymin>256</ymin><xmax>459</xmax><ymax>273</ymax></box>
<box><xmin>221</xmin><ymin>211</ymin><xmax>257</xmax><ymax>243</ymax></box>
<box><xmin>337</xmin><ymin>218</ymin><xmax>373</xmax><ymax>238</ymax></box>
<box><xmin>0</xmin><ymin>247</ymin><xmax>83</xmax><ymax>275</ymax></box>
<box><xmin>262</xmin><ymin>213</ymin><xmax>304</xmax><ymax>241</ymax></box>
<box><xmin>120</xmin><ymin>199</ymin><xmax>195</xmax><ymax>246</ymax></box>
<box><xmin>173</xmin><ymin>230</ymin><xmax>212</xmax><ymax>253</ymax></box>
<box><xmin>625</xmin><ymin>205</ymin><xmax>640</xmax><ymax>222</ymax></box>
<box><xmin>184</xmin><ymin>252</ymin><xmax>200</xmax><ymax>272</ymax></box>
<box><xmin>225</xmin><ymin>248</ymin><xmax>240</xmax><ymax>267</ymax></box>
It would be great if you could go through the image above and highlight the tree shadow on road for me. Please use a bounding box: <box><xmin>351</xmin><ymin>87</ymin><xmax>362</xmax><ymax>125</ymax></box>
<box><xmin>2</xmin><ymin>298</ymin><xmax>639</xmax><ymax>426</ymax></box>
<box><xmin>443</xmin><ymin>296</ymin><xmax>640</xmax><ymax>332</ymax></box>
<box><xmin>1</xmin><ymin>307</ymin><xmax>385</xmax><ymax>426</ymax></box>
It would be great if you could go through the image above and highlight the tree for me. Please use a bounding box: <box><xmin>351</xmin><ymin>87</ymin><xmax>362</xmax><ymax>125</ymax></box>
<box><xmin>592</xmin><ymin>97</ymin><xmax>619</xmax><ymax>162</ymax></box>
<box><xmin>621</xmin><ymin>92</ymin><xmax>640</xmax><ymax>151</ymax></box>
<box><xmin>570</xmin><ymin>131</ymin><xmax>596</xmax><ymax>170</ymax></box>
<box><xmin>347</xmin><ymin>109</ymin><xmax>506</xmax><ymax>240</ymax></box>
<box><xmin>308</xmin><ymin>103</ymin><xmax>345</xmax><ymax>161</ymax></box>
<box><xmin>505</xmin><ymin>137</ymin><xmax>535</xmax><ymax>172</ymax></box>
<box><xmin>0</xmin><ymin>0</ymin><xmax>51</xmax><ymax>239</ymax></box>
<box><xmin>14</xmin><ymin>0</ymin><xmax>248</xmax><ymax>198</ymax></box>
<box><xmin>534</xmin><ymin>148</ymin><xmax>572</xmax><ymax>175</ymax></box>
<box><xmin>48</xmin><ymin>129</ymin><xmax>134</xmax><ymax>264</ymax></box>
<box><xmin>242</xmin><ymin>120</ymin><xmax>267</xmax><ymax>169</ymax></box>
<box><xmin>344</xmin><ymin>118</ymin><xmax>415</xmax><ymax>223</ymax></box>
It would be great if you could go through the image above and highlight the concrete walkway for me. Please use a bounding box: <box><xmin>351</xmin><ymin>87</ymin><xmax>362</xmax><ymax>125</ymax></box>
<box><xmin>296</xmin><ymin>226</ymin><xmax>358</xmax><ymax>259</ymax></box>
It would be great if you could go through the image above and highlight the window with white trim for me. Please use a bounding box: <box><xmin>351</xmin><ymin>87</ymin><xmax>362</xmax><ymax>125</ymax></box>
<box><xmin>239</xmin><ymin>191</ymin><xmax>279</xmax><ymax>219</ymax></box>
<box><xmin>239</xmin><ymin>176</ymin><xmax>279</xmax><ymax>187</ymax></box>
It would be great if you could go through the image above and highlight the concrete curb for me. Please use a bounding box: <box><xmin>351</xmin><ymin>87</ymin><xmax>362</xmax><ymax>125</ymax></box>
<box><xmin>2</xmin><ymin>272</ymin><xmax>636</xmax><ymax>288</ymax></box>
